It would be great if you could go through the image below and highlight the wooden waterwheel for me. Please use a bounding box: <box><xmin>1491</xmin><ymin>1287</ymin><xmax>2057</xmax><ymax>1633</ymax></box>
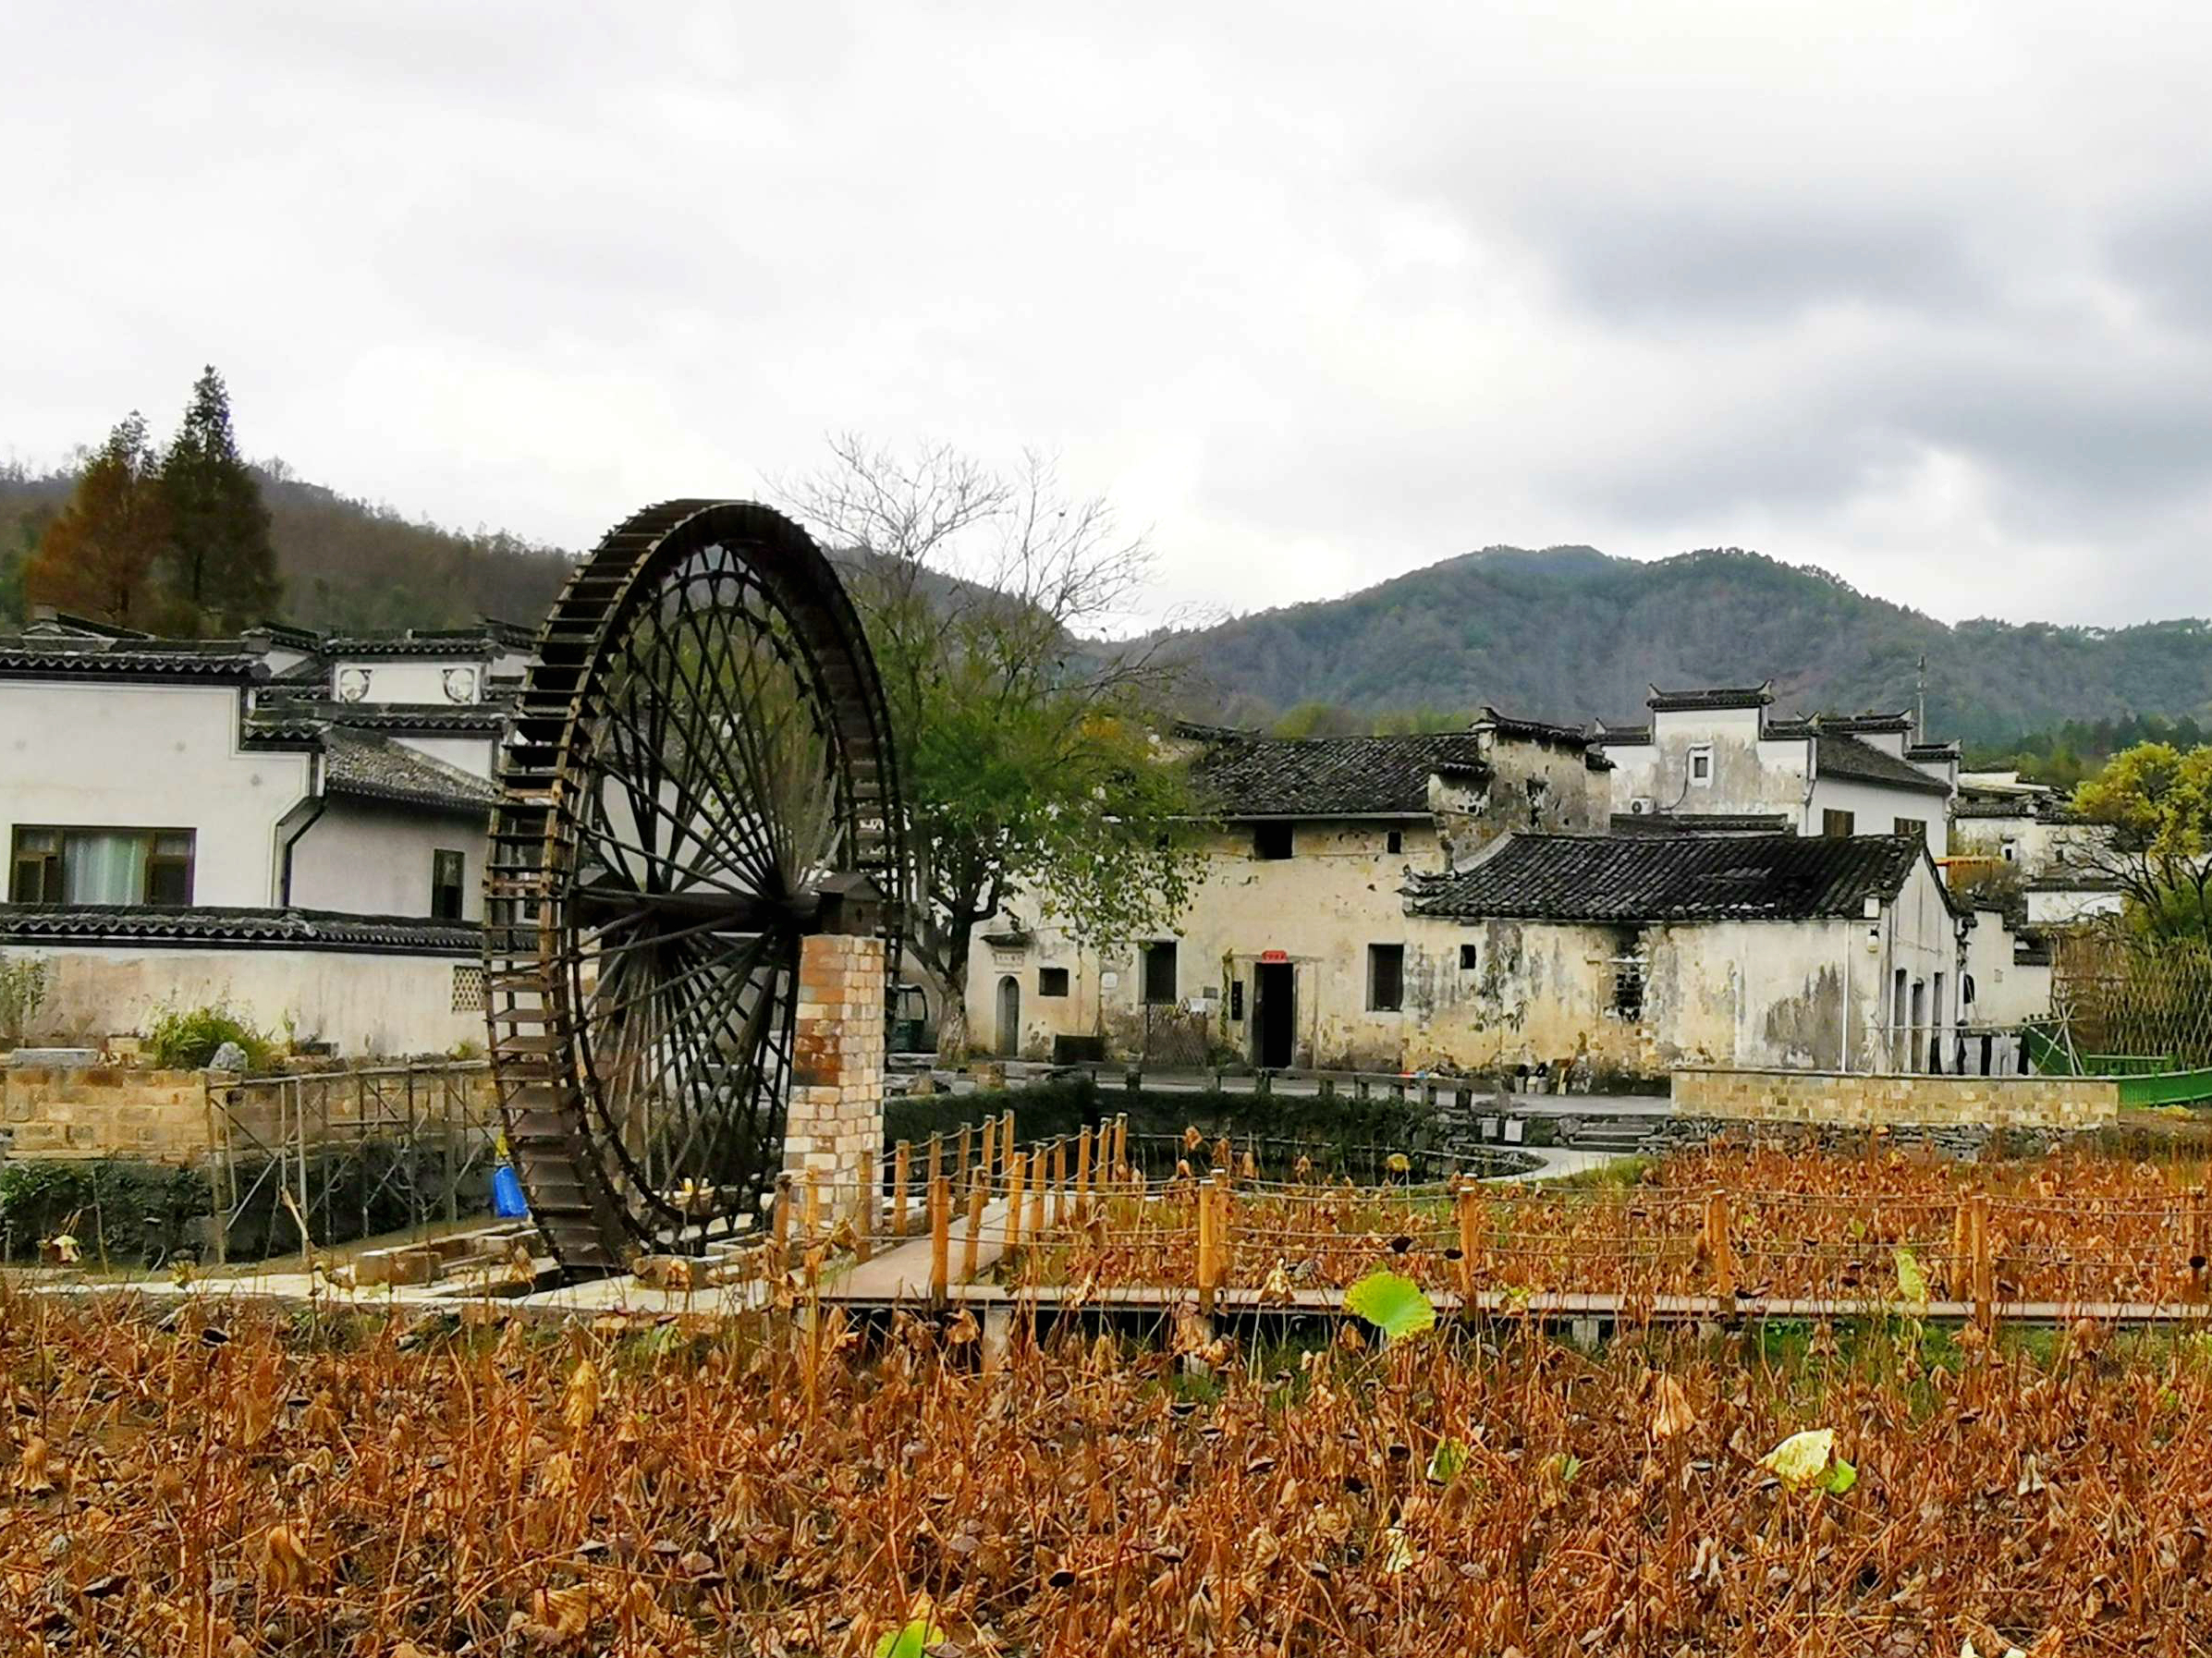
<box><xmin>483</xmin><ymin>501</ymin><xmax>904</xmax><ymax>1275</ymax></box>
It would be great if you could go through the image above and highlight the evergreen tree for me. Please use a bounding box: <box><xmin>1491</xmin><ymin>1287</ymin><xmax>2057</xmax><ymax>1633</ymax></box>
<box><xmin>21</xmin><ymin>414</ymin><xmax>170</xmax><ymax>628</ymax></box>
<box><xmin>160</xmin><ymin>366</ymin><xmax>280</xmax><ymax>631</ymax></box>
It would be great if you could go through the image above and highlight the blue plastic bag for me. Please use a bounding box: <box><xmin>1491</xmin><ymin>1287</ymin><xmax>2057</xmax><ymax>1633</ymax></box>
<box><xmin>492</xmin><ymin>1164</ymin><xmax>529</xmax><ymax>1218</ymax></box>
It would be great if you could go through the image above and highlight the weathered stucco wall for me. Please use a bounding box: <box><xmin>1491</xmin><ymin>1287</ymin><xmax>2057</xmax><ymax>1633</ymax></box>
<box><xmin>978</xmin><ymin>818</ymin><xmax>1441</xmax><ymax>1065</ymax></box>
<box><xmin>1675</xmin><ymin>1066</ymin><xmax>2120</xmax><ymax>1130</ymax></box>
<box><xmin>1962</xmin><ymin>907</ymin><xmax>2051</xmax><ymax>1030</ymax></box>
<box><xmin>13</xmin><ymin>944</ymin><xmax>484</xmax><ymax>1056</ymax></box>
<box><xmin>1605</xmin><ymin>708</ymin><xmax>1808</xmax><ymax>823</ymax></box>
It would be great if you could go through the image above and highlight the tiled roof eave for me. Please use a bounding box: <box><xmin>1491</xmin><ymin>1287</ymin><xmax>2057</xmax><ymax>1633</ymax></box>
<box><xmin>322</xmin><ymin>779</ymin><xmax>495</xmax><ymax>814</ymax></box>
<box><xmin>0</xmin><ymin>904</ymin><xmax>481</xmax><ymax>955</ymax></box>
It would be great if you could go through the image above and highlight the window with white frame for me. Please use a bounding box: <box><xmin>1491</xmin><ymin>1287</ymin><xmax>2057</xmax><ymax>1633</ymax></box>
<box><xmin>1688</xmin><ymin>744</ymin><xmax>1714</xmax><ymax>786</ymax></box>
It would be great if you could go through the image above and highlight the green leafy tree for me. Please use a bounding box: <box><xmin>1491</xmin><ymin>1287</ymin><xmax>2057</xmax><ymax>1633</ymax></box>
<box><xmin>159</xmin><ymin>366</ymin><xmax>280</xmax><ymax>631</ymax></box>
<box><xmin>2071</xmin><ymin>743</ymin><xmax>2212</xmax><ymax>942</ymax></box>
<box><xmin>21</xmin><ymin>414</ymin><xmax>171</xmax><ymax>627</ymax></box>
<box><xmin>782</xmin><ymin>437</ymin><xmax>1204</xmax><ymax>1057</ymax></box>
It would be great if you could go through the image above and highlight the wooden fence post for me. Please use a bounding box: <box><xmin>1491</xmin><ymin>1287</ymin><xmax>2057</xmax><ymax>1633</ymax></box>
<box><xmin>979</xmin><ymin>1115</ymin><xmax>996</xmax><ymax>1192</ymax></box>
<box><xmin>1213</xmin><ymin>1167</ymin><xmax>1232</xmax><ymax>1291</ymax></box>
<box><xmin>1008</xmin><ymin>1152</ymin><xmax>1028</xmax><ymax>1252</ymax></box>
<box><xmin>894</xmin><ymin>1140</ymin><xmax>911</xmax><ymax>1239</ymax></box>
<box><xmin>1972</xmin><ymin>1194</ymin><xmax>1996</xmax><ymax>1335</ymax></box>
<box><xmin>855</xmin><ymin>1149</ymin><xmax>875</xmax><ymax>1262</ymax></box>
<box><xmin>770</xmin><ymin>1173</ymin><xmax>792</xmax><ymax>1274</ymax></box>
<box><xmin>1077</xmin><ymin>1125</ymin><xmax>1094</xmax><ymax>1220</ymax></box>
<box><xmin>955</xmin><ymin>1124</ymin><xmax>972</xmax><ymax>1201</ymax></box>
<box><xmin>962</xmin><ymin>1182</ymin><xmax>985</xmax><ymax>1281</ymax></box>
<box><xmin>929</xmin><ymin>1175</ymin><xmax>950</xmax><ymax>1309</ymax></box>
<box><xmin>1196</xmin><ymin>1178</ymin><xmax>1218</xmax><ymax>1314</ymax></box>
<box><xmin>1031</xmin><ymin>1147</ymin><xmax>1049</xmax><ymax>1237</ymax></box>
<box><xmin>1705</xmin><ymin>1192</ymin><xmax>1736</xmax><ymax>1316</ymax></box>
<box><xmin>1050</xmin><ymin>1138</ymin><xmax>1067</xmax><ymax>1229</ymax></box>
<box><xmin>802</xmin><ymin>1167</ymin><xmax>822</xmax><ymax>1240</ymax></box>
<box><xmin>1455</xmin><ymin>1177</ymin><xmax>1478</xmax><ymax>1303</ymax></box>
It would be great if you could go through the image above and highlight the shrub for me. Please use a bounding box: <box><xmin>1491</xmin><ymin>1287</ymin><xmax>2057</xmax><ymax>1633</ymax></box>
<box><xmin>142</xmin><ymin>1000</ymin><xmax>274</xmax><ymax>1071</ymax></box>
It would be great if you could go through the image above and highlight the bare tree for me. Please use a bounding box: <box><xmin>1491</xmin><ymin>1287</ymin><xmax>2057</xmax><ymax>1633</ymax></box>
<box><xmin>780</xmin><ymin>436</ymin><xmax>1200</xmax><ymax>1057</ymax></box>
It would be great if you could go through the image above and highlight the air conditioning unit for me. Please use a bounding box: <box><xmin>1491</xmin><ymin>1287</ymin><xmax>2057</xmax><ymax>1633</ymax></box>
<box><xmin>1629</xmin><ymin>798</ymin><xmax>1655</xmax><ymax>815</ymax></box>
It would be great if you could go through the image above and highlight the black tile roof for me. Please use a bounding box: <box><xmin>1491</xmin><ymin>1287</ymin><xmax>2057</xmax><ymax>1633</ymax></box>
<box><xmin>1190</xmin><ymin>732</ymin><xmax>1494</xmax><ymax>818</ymax></box>
<box><xmin>1608</xmin><ymin>811</ymin><xmax>1793</xmax><ymax>835</ymax></box>
<box><xmin>324</xmin><ymin>627</ymin><xmax>509</xmax><ymax>658</ymax></box>
<box><xmin>1591</xmin><ymin>724</ymin><xmax>1651</xmax><ymax>747</ymax></box>
<box><xmin>1407</xmin><ymin>832</ymin><xmax>1932</xmax><ymax>923</ymax></box>
<box><xmin>0</xmin><ymin>904</ymin><xmax>479</xmax><ymax>955</ymax></box>
<box><xmin>321</xmin><ymin>726</ymin><xmax>497</xmax><ymax>811</ymax></box>
<box><xmin>0</xmin><ymin>640</ymin><xmax>270</xmax><ymax>684</ymax></box>
<box><xmin>1647</xmin><ymin>682</ymin><xmax>1773</xmax><ymax>712</ymax></box>
<box><xmin>1814</xmin><ymin>731</ymin><xmax>1953</xmax><ymax>796</ymax></box>
<box><xmin>255</xmin><ymin>700</ymin><xmax>513</xmax><ymax>734</ymax></box>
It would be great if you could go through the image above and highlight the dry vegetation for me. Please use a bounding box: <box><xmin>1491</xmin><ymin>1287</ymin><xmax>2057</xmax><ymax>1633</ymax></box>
<box><xmin>7</xmin><ymin>1288</ymin><xmax>2212</xmax><ymax>1654</ymax></box>
<box><xmin>1026</xmin><ymin>1144</ymin><xmax>2212</xmax><ymax>1308</ymax></box>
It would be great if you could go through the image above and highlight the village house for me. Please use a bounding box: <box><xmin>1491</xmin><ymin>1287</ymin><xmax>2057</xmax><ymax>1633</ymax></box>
<box><xmin>0</xmin><ymin>616</ymin><xmax>524</xmax><ymax>1055</ymax></box>
<box><xmin>1595</xmin><ymin>684</ymin><xmax>1956</xmax><ymax>847</ymax></box>
<box><xmin>970</xmin><ymin>689</ymin><xmax>2036</xmax><ymax>1079</ymax></box>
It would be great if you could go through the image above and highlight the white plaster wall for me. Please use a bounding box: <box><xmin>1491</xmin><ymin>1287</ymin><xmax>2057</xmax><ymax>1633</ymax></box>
<box><xmin>1950</xmin><ymin>814</ymin><xmax>2112</xmax><ymax>878</ymax></box>
<box><xmin>289</xmin><ymin>799</ymin><xmax>484</xmax><ymax>919</ymax></box>
<box><xmin>1962</xmin><ymin>908</ymin><xmax>2051</xmax><ymax>1028</ymax></box>
<box><xmin>388</xmin><ymin>734</ymin><xmax>497</xmax><ymax>779</ymax></box>
<box><xmin>1605</xmin><ymin>708</ymin><xmax>1811</xmax><ymax>822</ymax></box>
<box><xmin>0</xmin><ymin>681</ymin><xmax>312</xmax><ymax>906</ymax></box>
<box><xmin>1807</xmin><ymin>776</ymin><xmax>1944</xmax><ymax>848</ymax></box>
<box><xmin>2026</xmin><ymin>887</ymin><xmax>2126</xmax><ymax>926</ymax></box>
<box><xmin>14</xmin><ymin>943</ymin><xmax>482</xmax><ymax>1055</ymax></box>
<box><xmin>328</xmin><ymin>658</ymin><xmax>487</xmax><ymax>705</ymax></box>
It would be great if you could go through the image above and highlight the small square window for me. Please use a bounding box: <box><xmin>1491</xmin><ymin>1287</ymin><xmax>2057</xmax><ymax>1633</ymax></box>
<box><xmin>1823</xmin><ymin>809</ymin><xmax>1856</xmax><ymax>839</ymax></box>
<box><xmin>1386</xmin><ymin>829</ymin><xmax>1403</xmax><ymax>855</ymax></box>
<box><xmin>1459</xmin><ymin>943</ymin><xmax>1479</xmax><ymax>970</ymax></box>
<box><xmin>1038</xmin><ymin>966</ymin><xmax>1069</xmax><ymax>997</ymax></box>
<box><xmin>1367</xmin><ymin>944</ymin><xmax>1404</xmax><ymax>1012</ymax></box>
<box><xmin>431</xmin><ymin>848</ymin><xmax>467</xmax><ymax>920</ymax></box>
<box><xmin>1253</xmin><ymin>822</ymin><xmax>1293</xmax><ymax>860</ymax></box>
<box><xmin>1893</xmin><ymin>817</ymin><xmax>1919</xmax><ymax>838</ymax></box>
<box><xmin>1688</xmin><ymin>745</ymin><xmax>1714</xmax><ymax>786</ymax></box>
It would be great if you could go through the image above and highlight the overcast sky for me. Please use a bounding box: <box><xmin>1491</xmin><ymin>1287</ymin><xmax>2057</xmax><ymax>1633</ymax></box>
<box><xmin>6</xmin><ymin>1</ymin><xmax>2212</xmax><ymax>630</ymax></box>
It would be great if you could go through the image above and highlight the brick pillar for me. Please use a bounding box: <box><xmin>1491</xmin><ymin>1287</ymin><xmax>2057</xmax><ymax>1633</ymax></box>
<box><xmin>784</xmin><ymin>932</ymin><xmax>886</xmax><ymax>1186</ymax></box>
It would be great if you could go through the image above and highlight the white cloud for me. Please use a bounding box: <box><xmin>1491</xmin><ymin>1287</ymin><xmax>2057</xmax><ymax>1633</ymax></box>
<box><xmin>6</xmin><ymin>0</ymin><xmax>2212</xmax><ymax>630</ymax></box>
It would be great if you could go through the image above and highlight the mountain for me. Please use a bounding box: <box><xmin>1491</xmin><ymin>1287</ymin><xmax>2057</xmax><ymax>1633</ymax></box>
<box><xmin>1164</xmin><ymin>545</ymin><xmax>2212</xmax><ymax>747</ymax></box>
<box><xmin>0</xmin><ymin>461</ymin><xmax>575</xmax><ymax>634</ymax></box>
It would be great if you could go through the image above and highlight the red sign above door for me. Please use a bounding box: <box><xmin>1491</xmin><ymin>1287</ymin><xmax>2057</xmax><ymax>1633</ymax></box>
<box><xmin>1260</xmin><ymin>949</ymin><xmax>1289</xmax><ymax>963</ymax></box>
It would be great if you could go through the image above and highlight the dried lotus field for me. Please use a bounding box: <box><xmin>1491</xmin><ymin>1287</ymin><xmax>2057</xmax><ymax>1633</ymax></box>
<box><xmin>1008</xmin><ymin>1143</ymin><xmax>2212</xmax><ymax>1311</ymax></box>
<box><xmin>11</xmin><ymin>1292</ymin><xmax>2212</xmax><ymax>1656</ymax></box>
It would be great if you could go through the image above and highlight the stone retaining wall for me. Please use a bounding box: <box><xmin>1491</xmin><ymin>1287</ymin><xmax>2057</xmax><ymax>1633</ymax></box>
<box><xmin>1</xmin><ymin>1066</ymin><xmax>218</xmax><ymax>1161</ymax></box>
<box><xmin>1671</xmin><ymin>1067</ymin><xmax>2121</xmax><ymax>1132</ymax></box>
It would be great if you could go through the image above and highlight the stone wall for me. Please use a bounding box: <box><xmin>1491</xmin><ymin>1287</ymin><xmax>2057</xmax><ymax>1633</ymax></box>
<box><xmin>784</xmin><ymin>933</ymin><xmax>886</xmax><ymax>1187</ymax></box>
<box><xmin>1672</xmin><ymin>1066</ymin><xmax>2121</xmax><ymax>1131</ymax></box>
<box><xmin>2</xmin><ymin>1065</ymin><xmax>217</xmax><ymax>1161</ymax></box>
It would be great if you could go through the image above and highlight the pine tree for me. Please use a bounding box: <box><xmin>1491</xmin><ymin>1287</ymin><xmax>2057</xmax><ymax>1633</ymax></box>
<box><xmin>21</xmin><ymin>414</ymin><xmax>171</xmax><ymax>628</ymax></box>
<box><xmin>160</xmin><ymin>366</ymin><xmax>280</xmax><ymax>632</ymax></box>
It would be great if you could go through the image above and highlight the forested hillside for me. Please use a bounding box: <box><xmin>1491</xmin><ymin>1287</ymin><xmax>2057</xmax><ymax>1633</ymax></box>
<box><xmin>11</xmin><ymin>453</ymin><xmax>2212</xmax><ymax>756</ymax></box>
<box><xmin>1167</xmin><ymin>545</ymin><xmax>2212</xmax><ymax>748</ymax></box>
<box><xmin>0</xmin><ymin>460</ymin><xmax>572</xmax><ymax>633</ymax></box>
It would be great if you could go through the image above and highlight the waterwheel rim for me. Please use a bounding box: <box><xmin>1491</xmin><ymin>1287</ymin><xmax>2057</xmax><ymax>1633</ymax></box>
<box><xmin>485</xmin><ymin>501</ymin><xmax>904</xmax><ymax>1275</ymax></box>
